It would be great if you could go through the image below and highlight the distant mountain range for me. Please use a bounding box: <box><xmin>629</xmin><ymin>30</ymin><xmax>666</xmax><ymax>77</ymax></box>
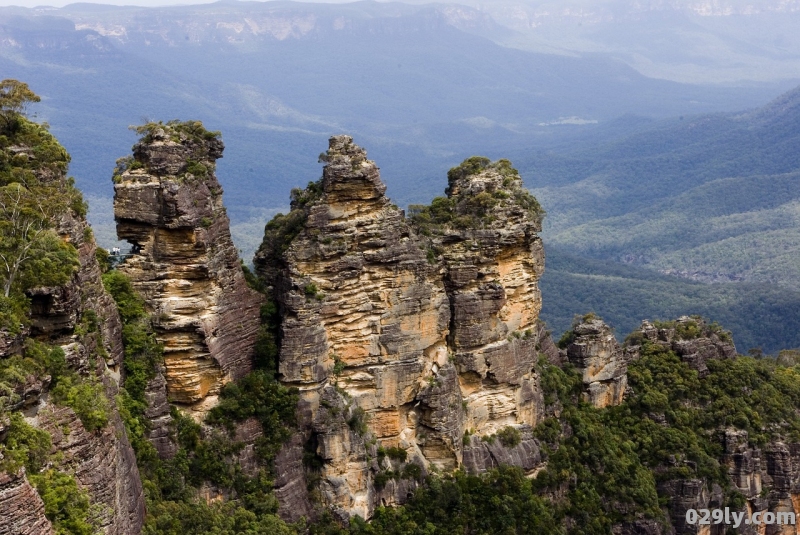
<box><xmin>0</xmin><ymin>0</ymin><xmax>791</xmax><ymax>225</ymax></box>
<box><xmin>1</xmin><ymin>0</ymin><xmax>799</xmax><ymax>352</ymax></box>
<box><xmin>524</xmin><ymin>84</ymin><xmax>800</xmax><ymax>292</ymax></box>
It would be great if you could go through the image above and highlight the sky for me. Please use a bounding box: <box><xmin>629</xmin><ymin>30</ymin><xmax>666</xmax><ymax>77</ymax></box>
<box><xmin>0</xmin><ymin>0</ymin><xmax>361</xmax><ymax>8</ymax></box>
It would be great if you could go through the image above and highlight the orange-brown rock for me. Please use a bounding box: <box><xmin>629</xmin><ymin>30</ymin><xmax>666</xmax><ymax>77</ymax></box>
<box><xmin>564</xmin><ymin>316</ymin><xmax>629</xmax><ymax>408</ymax></box>
<box><xmin>256</xmin><ymin>137</ymin><xmax>551</xmax><ymax>519</ymax></box>
<box><xmin>114</xmin><ymin>122</ymin><xmax>263</xmax><ymax>412</ymax></box>
<box><xmin>437</xmin><ymin>158</ymin><xmax>547</xmax><ymax>437</ymax></box>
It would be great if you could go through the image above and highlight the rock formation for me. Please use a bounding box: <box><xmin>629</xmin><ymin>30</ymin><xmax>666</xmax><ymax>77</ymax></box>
<box><xmin>657</xmin><ymin>428</ymin><xmax>800</xmax><ymax>535</ymax></box>
<box><xmin>28</xmin><ymin>186</ymin><xmax>145</xmax><ymax>535</ymax></box>
<box><xmin>113</xmin><ymin>121</ymin><xmax>263</xmax><ymax>415</ymax></box>
<box><xmin>255</xmin><ymin>137</ymin><xmax>551</xmax><ymax>519</ymax></box>
<box><xmin>1</xmin><ymin>121</ymin><xmax>145</xmax><ymax>533</ymax></box>
<box><xmin>439</xmin><ymin>156</ymin><xmax>547</xmax><ymax>438</ymax></box>
<box><xmin>563</xmin><ymin>316</ymin><xmax>630</xmax><ymax>408</ymax></box>
<box><xmin>633</xmin><ymin>316</ymin><xmax>736</xmax><ymax>377</ymax></box>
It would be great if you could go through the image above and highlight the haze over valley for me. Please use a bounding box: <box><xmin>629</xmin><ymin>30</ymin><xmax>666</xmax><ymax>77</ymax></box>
<box><xmin>2</xmin><ymin>0</ymin><xmax>799</xmax><ymax>349</ymax></box>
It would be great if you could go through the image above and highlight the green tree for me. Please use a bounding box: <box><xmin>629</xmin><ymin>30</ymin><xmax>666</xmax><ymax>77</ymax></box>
<box><xmin>0</xmin><ymin>181</ymin><xmax>76</xmax><ymax>296</ymax></box>
<box><xmin>0</xmin><ymin>79</ymin><xmax>40</xmax><ymax>129</ymax></box>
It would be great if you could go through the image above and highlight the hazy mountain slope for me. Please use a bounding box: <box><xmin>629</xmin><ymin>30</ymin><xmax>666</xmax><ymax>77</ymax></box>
<box><xmin>540</xmin><ymin>247</ymin><xmax>800</xmax><ymax>354</ymax></box>
<box><xmin>400</xmin><ymin>0</ymin><xmax>800</xmax><ymax>85</ymax></box>
<box><xmin>520</xmin><ymin>85</ymin><xmax>800</xmax><ymax>289</ymax></box>
<box><xmin>0</xmin><ymin>0</ymin><xmax>790</xmax><ymax>229</ymax></box>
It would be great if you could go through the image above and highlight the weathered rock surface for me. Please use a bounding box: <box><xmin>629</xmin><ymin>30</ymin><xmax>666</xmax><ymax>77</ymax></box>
<box><xmin>656</xmin><ymin>429</ymin><xmax>800</xmax><ymax>535</ymax></box>
<box><xmin>564</xmin><ymin>317</ymin><xmax>629</xmax><ymax>408</ymax></box>
<box><xmin>2</xmin><ymin>137</ymin><xmax>145</xmax><ymax>534</ymax></box>
<box><xmin>633</xmin><ymin>316</ymin><xmax>736</xmax><ymax>377</ymax></box>
<box><xmin>0</xmin><ymin>470</ymin><xmax>54</xmax><ymax>535</ymax></box>
<box><xmin>38</xmin><ymin>404</ymin><xmax>144</xmax><ymax>534</ymax></box>
<box><xmin>257</xmin><ymin>137</ymin><xmax>551</xmax><ymax>519</ymax></box>
<box><xmin>438</xmin><ymin>159</ymin><xmax>547</xmax><ymax>438</ymax></box>
<box><xmin>114</xmin><ymin>124</ymin><xmax>263</xmax><ymax>413</ymax></box>
<box><xmin>658</xmin><ymin>478</ymin><xmax>724</xmax><ymax>535</ymax></box>
<box><xmin>461</xmin><ymin>425</ymin><xmax>542</xmax><ymax>474</ymax></box>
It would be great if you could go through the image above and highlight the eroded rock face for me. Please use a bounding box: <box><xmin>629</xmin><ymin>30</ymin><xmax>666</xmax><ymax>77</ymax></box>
<box><xmin>564</xmin><ymin>317</ymin><xmax>629</xmax><ymax>408</ymax></box>
<box><xmin>114</xmin><ymin>124</ymin><xmax>263</xmax><ymax>413</ymax></box>
<box><xmin>38</xmin><ymin>405</ymin><xmax>144</xmax><ymax>534</ymax></box>
<box><xmin>0</xmin><ymin>471</ymin><xmax>54</xmax><ymax>535</ymax></box>
<box><xmin>2</xmin><ymin>146</ymin><xmax>145</xmax><ymax>533</ymax></box>
<box><xmin>438</xmin><ymin>160</ymin><xmax>547</xmax><ymax>439</ymax></box>
<box><xmin>657</xmin><ymin>429</ymin><xmax>800</xmax><ymax>535</ymax></box>
<box><xmin>256</xmin><ymin>137</ymin><xmax>551</xmax><ymax>519</ymax></box>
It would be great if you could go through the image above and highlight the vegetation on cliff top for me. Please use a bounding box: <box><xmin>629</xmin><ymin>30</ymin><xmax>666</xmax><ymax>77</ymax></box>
<box><xmin>408</xmin><ymin>156</ymin><xmax>544</xmax><ymax>235</ymax></box>
<box><xmin>112</xmin><ymin>120</ymin><xmax>222</xmax><ymax>184</ymax></box>
<box><xmin>0</xmin><ymin>80</ymin><xmax>82</xmax><ymax>320</ymax></box>
<box><xmin>133</xmin><ymin>119</ymin><xmax>221</xmax><ymax>145</ymax></box>
<box><xmin>254</xmin><ymin>178</ymin><xmax>323</xmax><ymax>286</ymax></box>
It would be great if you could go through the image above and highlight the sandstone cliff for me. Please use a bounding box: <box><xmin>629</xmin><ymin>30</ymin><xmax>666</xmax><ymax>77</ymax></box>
<box><xmin>562</xmin><ymin>315</ymin><xmax>631</xmax><ymax>408</ymax></box>
<box><xmin>114</xmin><ymin>121</ymin><xmax>263</xmax><ymax>416</ymax></box>
<box><xmin>0</xmin><ymin>117</ymin><xmax>144</xmax><ymax>534</ymax></box>
<box><xmin>255</xmin><ymin>137</ymin><xmax>551</xmax><ymax>519</ymax></box>
<box><xmin>0</xmin><ymin>471</ymin><xmax>53</xmax><ymax>535</ymax></box>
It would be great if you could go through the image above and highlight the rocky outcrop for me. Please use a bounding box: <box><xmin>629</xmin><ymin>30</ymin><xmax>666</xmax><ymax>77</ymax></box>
<box><xmin>1</xmin><ymin>127</ymin><xmax>145</xmax><ymax>533</ymax></box>
<box><xmin>563</xmin><ymin>316</ymin><xmax>629</xmax><ymax>408</ymax></box>
<box><xmin>0</xmin><ymin>471</ymin><xmax>54</xmax><ymax>535</ymax></box>
<box><xmin>632</xmin><ymin>316</ymin><xmax>736</xmax><ymax>377</ymax></box>
<box><xmin>656</xmin><ymin>429</ymin><xmax>800</xmax><ymax>535</ymax></box>
<box><xmin>114</xmin><ymin>122</ymin><xmax>263</xmax><ymax>414</ymax></box>
<box><xmin>256</xmin><ymin>135</ymin><xmax>452</xmax><ymax>518</ymax></box>
<box><xmin>461</xmin><ymin>425</ymin><xmax>542</xmax><ymax>475</ymax></box>
<box><xmin>658</xmin><ymin>478</ymin><xmax>724</xmax><ymax>535</ymax></box>
<box><xmin>256</xmin><ymin>137</ymin><xmax>551</xmax><ymax>519</ymax></box>
<box><xmin>437</xmin><ymin>158</ymin><xmax>547</xmax><ymax>438</ymax></box>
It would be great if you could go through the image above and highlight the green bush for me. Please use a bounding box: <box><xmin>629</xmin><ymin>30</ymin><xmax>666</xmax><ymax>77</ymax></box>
<box><xmin>347</xmin><ymin>406</ymin><xmax>369</xmax><ymax>436</ymax></box>
<box><xmin>143</xmin><ymin>500</ymin><xmax>294</xmax><ymax>535</ymax></box>
<box><xmin>51</xmin><ymin>375</ymin><xmax>109</xmax><ymax>433</ymax></box>
<box><xmin>0</xmin><ymin>340</ymin><xmax>66</xmax><ymax>412</ymax></box>
<box><xmin>385</xmin><ymin>446</ymin><xmax>407</xmax><ymax>462</ymax></box>
<box><xmin>496</xmin><ymin>426</ymin><xmax>522</xmax><ymax>448</ymax></box>
<box><xmin>0</xmin><ymin>412</ymin><xmax>52</xmax><ymax>473</ymax></box>
<box><xmin>29</xmin><ymin>469</ymin><xmax>95</xmax><ymax>535</ymax></box>
<box><xmin>0</xmin><ymin>293</ymin><xmax>28</xmax><ymax>333</ymax></box>
<box><xmin>102</xmin><ymin>271</ymin><xmax>147</xmax><ymax>323</ymax></box>
<box><xmin>133</xmin><ymin>120</ymin><xmax>221</xmax><ymax>145</ymax></box>
<box><xmin>206</xmin><ymin>369</ymin><xmax>299</xmax><ymax>465</ymax></box>
<box><xmin>316</xmin><ymin>467</ymin><xmax>561</xmax><ymax>535</ymax></box>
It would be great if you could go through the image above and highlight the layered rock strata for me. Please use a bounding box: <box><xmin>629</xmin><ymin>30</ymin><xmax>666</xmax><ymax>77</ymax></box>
<box><xmin>438</xmin><ymin>159</ymin><xmax>547</xmax><ymax>438</ymax></box>
<box><xmin>1</xmin><ymin>138</ymin><xmax>145</xmax><ymax>533</ymax></box>
<box><xmin>0</xmin><ymin>471</ymin><xmax>54</xmax><ymax>535</ymax></box>
<box><xmin>563</xmin><ymin>317</ymin><xmax>630</xmax><ymax>408</ymax></box>
<box><xmin>657</xmin><ymin>429</ymin><xmax>800</xmax><ymax>535</ymax></box>
<box><xmin>114</xmin><ymin>123</ymin><xmax>263</xmax><ymax>413</ymax></box>
<box><xmin>25</xmin><ymin>186</ymin><xmax>145</xmax><ymax>535</ymax></box>
<box><xmin>256</xmin><ymin>137</ymin><xmax>550</xmax><ymax>519</ymax></box>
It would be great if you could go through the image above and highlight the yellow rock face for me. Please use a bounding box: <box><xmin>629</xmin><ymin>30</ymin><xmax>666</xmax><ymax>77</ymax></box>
<box><xmin>114</xmin><ymin>129</ymin><xmax>262</xmax><ymax>414</ymax></box>
<box><xmin>258</xmin><ymin>137</ymin><xmax>549</xmax><ymax>518</ymax></box>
